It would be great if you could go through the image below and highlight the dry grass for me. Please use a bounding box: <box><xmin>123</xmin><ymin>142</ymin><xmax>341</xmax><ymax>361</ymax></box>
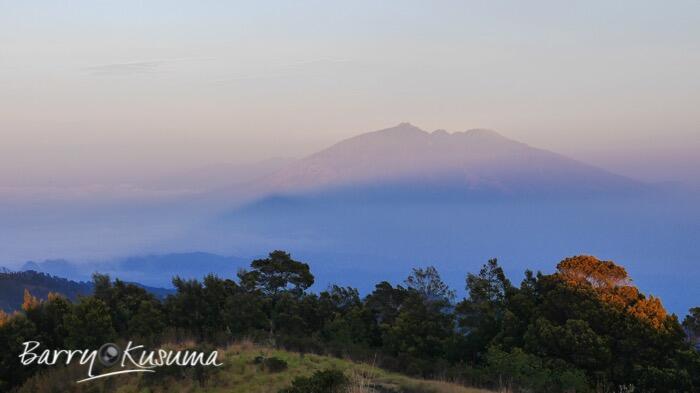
<box><xmin>346</xmin><ymin>365</ymin><xmax>377</xmax><ymax>393</ymax></box>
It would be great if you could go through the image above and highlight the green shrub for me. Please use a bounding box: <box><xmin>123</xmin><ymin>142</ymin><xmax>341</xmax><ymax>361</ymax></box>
<box><xmin>278</xmin><ymin>369</ymin><xmax>348</xmax><ymax>393</ymax></box>
<box><xmin>264</xmin><ymin>356</ymin><xmax>289</xmax><ymax>373</ymax></box>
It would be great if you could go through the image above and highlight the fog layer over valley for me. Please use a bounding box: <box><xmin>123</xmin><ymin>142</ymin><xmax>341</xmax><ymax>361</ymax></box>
<box><xmin>2</xmin><ymin>124</ymin><xmax>698</xmax><ymax>315</ymax></box>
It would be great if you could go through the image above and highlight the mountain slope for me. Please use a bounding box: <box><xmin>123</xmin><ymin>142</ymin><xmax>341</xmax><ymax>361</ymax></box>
<box><xmin>257</xmin><ymin>123</ymin><xmax>643</xmax><ymax>196</ymax></box>
<box><xmin>0</xmin><ymin>270</ymin><xmax>173</xmax><ymax>312</ymax></box>
<box><xmin>0</xmin><ymin>271</ymin><xmax>92</xmax><ymax>312</ymax></box>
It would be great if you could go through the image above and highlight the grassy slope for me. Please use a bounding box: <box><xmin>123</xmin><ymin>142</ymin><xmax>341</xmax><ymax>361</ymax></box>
<box><xmin>18</xmin><ymin>342</ymin><xmax>493</xmax><ymax>393</ymax></box>
<box><xmin>187</xmin><ymin>344</ymin><xmax>492</xmax><ymax>393</ymax></box>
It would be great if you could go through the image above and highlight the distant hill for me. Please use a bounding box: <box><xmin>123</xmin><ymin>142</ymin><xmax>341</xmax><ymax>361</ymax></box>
<box><xmin>0</xmin><ymin>270</ymin><xmax>173</xmax><ymax>312</ymax></box>
<box><xmin>19</xmin><ymin>252</ymin><xmax>249</xmax><ymax>288</ymax></box>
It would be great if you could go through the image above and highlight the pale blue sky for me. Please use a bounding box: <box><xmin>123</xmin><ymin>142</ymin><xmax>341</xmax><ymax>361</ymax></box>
<box><xmin>1</xmin><ymin>1</ymin><xmax>699</xmax><ymax>186</ymax></box>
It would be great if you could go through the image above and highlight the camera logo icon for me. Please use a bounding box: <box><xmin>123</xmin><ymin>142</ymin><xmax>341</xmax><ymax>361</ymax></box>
<box><xmin>97</xmin><ymin>343</ymin><xmax>121</xmax><ymax>367</ymax></box>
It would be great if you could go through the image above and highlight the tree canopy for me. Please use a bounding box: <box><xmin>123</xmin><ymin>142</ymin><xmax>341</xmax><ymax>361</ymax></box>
<box><xmin>1</xmin><ymin>252</ymin><xmax>698</xmax><ymax>393</ymax></box>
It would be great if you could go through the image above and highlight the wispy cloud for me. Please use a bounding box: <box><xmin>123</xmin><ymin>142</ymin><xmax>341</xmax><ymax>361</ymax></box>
<box><xmin>83</xmin><ymin>57</ymin><xmax>215</xmax><ymax>76</ymax></box>
<box><xmin>84</xmin><ymin>60</ymin><xmax>165</xmax><ymax>76</ymax></box>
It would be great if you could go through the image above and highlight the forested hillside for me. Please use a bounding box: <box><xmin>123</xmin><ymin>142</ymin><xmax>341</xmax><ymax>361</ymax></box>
<box><xmin>0</xmin><ymin>271</ymin><xmax>91</xmax><ymax>312</ymax></box>
<box><xmin>1</xmin><ymin>252</ymin><xmax>699</xmax><ymax>392</ymax></box>
<box><xmin>0</xmin><ymin>270</ymin><xmax>172</xmax><ymax>312</ymax></box>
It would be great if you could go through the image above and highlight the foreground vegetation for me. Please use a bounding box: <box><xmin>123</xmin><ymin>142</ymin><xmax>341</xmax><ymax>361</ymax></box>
<box><xmin>17</xmin><ymin>341</ymin><xmax>493</xmax><ymax>393</ymax></box>
<box><xmin>1</xmin><ymin>252</ymin><xmax>699</xmax><ymax>392</ymax></box>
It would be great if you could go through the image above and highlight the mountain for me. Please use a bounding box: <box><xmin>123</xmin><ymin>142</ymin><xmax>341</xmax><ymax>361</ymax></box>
<box><xmin>0</xmin><ymin>270</ymin><xmax>92</xmax><ymax>312</ymax></box>
<box><xmin>254</xmin><ymin>123</ymin><xmax>644</xmax><ymax>197</ymax></box>
<box><xmin>206</xmin><ymin>124</ymin><xmax>699</xmax><ymax>316</ymax></box>
<box><xmin>0</xmin><ymin>270</ymin><xmax>174</xmax><ymax>312</ymax></box>
<box><xmin>21</xmin><ymin>259</ymin><xmax>83</xmax><ymax>279</ymax></box>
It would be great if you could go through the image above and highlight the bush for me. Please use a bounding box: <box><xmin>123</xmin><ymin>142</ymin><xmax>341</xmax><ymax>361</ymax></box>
<box><xmin>278</xmin><ymin>369</ymin><xmax>348</xmax><ymax>393</ymax></box>
<box><xmin>264</xmin><ymin>357</ymin><xmax>289</xmax><ymax>372</ymax></box>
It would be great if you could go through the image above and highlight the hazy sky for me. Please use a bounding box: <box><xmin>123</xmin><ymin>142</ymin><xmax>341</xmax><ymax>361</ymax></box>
<box><xmin>1</xmin><ymin>1</ymin><xmax>699</xmax><ymax>187</ymax></box>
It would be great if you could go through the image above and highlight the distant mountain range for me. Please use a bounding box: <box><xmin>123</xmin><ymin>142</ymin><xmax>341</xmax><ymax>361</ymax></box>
<box><xmin>19</xmin><ymin>252</ymin><xmax>249</xmax><ymax>288</ymax></box>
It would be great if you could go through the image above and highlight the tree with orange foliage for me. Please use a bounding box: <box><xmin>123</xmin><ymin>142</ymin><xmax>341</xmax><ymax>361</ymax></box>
<box><xmin>557</xmin><ymin>255</ymin><xmax>631</xmax><ymax>290</ymax></box>
<box><xmin>0</xmin><ymin>310</ymin><xmax>9</xmax><ymax>327</ymax></box>
<box><xmin>502</xmin><ymin>255</ymin><xmax>697</xmax><ymax>391</ymax></box>
<box><xmin>556</xmin><ymin>255</ymin><xmax>668</xmax><ymax>330</ymax></box>
<box><xmin>629</xmin><ymin>295</ymin><xmax>668</xmax><ymax>330</ymax></box>
<box><xmin>21</xmin><ymin>289</ymin><xmax>41</xmax><ymax>312</ymax></box>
